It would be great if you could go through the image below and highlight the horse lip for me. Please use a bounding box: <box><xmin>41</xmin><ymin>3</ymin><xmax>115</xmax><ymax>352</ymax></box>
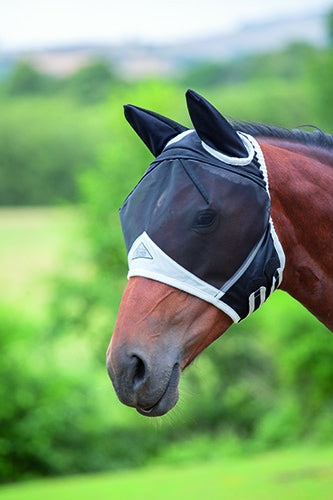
<box><xmin>137</xmin><ymin>363</ymin><xmax>180</xmax><ymax>417</ymax></box>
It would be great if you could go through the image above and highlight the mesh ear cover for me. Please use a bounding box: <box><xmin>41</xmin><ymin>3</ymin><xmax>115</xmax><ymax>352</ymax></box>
<box><xmin>186</xmin><ymin>89</ymin><xmax>248</xmax><ymax>158</ymax></box>
<box><xmin>124</xmin><ymin>105</ymin><xmax>187</xmax><ymax>156</ymax></box>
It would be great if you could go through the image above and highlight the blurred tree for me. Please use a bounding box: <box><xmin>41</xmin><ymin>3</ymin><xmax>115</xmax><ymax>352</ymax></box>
<box><xmin>179</xmin><ymin>323</ymin><xmax>277</xmax><ymax>437</ymax></box>
<box><xmin>180</xmin><ymin>43</ymin><xmax>317</xmax><ymax>88</ymax></box>
<box><xmin>0</xmin><ymin>305</ymin><xmax>164</xmax><ymax>483</ymax></box>
<box><xmin>64</xmin><ymin>60</ymin><xmax>119</xmax><ymax>103</ymax></box>
<box><xmin>308</xmin><ymin>49</ymin><xmax>333</xmax><ymax>131</ymax></box>
<box><xmin>0</xmin><ymin>98</ymin><xmax>108</xmax><ymax>205</ymax></box>
<box><xmin>4</xmin><ymin>61</ymin><xmax>53</xmax><ymax>95</ymax></box>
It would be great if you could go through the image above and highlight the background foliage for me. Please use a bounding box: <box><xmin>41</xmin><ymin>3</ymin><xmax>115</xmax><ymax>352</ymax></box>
<box><xmin>0</xmin><ymin>37</ymin><xmax>332</xmax><ymax>484</ymax></box>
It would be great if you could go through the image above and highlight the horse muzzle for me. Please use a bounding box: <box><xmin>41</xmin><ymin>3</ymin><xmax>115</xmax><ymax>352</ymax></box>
<box><xmin>106</xmin><ymin>277</ymin><xmax>232</xmax><ymax>417</ymax></box>
<box><xmin>106</xmin><ymin>343</ymin><xmax>181</xmax><ymax>417</ymax></box>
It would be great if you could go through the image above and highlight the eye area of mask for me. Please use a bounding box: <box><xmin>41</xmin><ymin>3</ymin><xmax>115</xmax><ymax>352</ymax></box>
<box><xmin>191</xmin><ymin>209</ymin><xmax>219</xmax><ymax>233</ymax></box>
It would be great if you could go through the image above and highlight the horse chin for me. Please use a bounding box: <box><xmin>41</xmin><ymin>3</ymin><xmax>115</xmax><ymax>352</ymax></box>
<box><xmin>136</xmin><ymin>363</ymin><xmax>180</xmax><ymax>417</ymax></box>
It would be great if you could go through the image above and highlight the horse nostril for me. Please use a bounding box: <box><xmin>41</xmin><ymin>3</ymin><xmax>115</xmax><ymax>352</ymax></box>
<box><xmin>132</xmin><ymin>355</ymin><xmax>147</xmax><ymax>388</ymax></box>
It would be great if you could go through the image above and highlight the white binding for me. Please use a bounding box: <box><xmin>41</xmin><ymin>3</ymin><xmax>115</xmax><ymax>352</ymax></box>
<box><xmin>201</xmin><ymin>132</ymin><xmax>255</xmax><ymax>166</ymax></box>
<box><xmin>166</xmin><ymin>129</ymin><xmax>194</xmax><ymax>146</ymax></box>
<box><xmin>244</xmin><ymin>133</ymin><xmax>286</xmax><ymax>287</ymax></box>
<box><xmin>128</xmin><ymin>232</ymin><xmax>241</xmax><ymax>323</ymax></box>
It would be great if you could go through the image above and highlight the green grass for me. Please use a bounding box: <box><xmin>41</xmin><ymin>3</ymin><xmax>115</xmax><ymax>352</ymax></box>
<box><xmin>0</xmin><ymin>206</ymin><xmax>85</xmax><ymax>311</ymax></box>
<box><xmin>0</xmin><ymin>446</ymin><xmax>332</xmax><ymax>500</ymax></box>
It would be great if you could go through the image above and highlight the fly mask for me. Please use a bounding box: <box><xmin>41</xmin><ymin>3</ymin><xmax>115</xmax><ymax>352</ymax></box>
<box><xmin>119</xmin><ymin>90</ymin><xmax>285</xmax><ymax>322</ymax></box>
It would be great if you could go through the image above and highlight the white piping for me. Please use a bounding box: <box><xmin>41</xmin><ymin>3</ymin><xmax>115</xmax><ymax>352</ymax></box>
<box><xmin>201</xmin><ymin>132</ymin><xmax>255</xmax><ymax>166</ymax></box>
<box><xmin>166</xmin><ymin>129</ymin><xmax>194</xmax><ymax>147</ymax></box>
<box><xmin>128</xmin><ymin>232</ymin><xmax>241</xmax><ymax>323</ymax></box>
<box><xmin>243</xmin><ymin>133</ymin><xmax>286</xmax><ymax>285</ymax></box>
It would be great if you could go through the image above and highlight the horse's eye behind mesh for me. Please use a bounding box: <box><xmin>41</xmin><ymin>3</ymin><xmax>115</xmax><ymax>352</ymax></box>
<box><xmin>192</xmin><ymin>209</ymin><xmax>218</xmax><ymax>233</ymax></box>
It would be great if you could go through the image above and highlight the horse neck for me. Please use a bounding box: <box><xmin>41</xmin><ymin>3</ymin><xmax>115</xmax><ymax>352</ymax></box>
<box><xmin>259</xmin><ymin>138</ymin><xmax>333</xmax><ymax>330</ymax></box>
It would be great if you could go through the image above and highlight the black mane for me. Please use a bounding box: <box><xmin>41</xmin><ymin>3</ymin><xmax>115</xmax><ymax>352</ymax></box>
<box><xmin>233</xmin><ymin>120</ymin><xmax>333</xmax><ymax>150</ymax></box>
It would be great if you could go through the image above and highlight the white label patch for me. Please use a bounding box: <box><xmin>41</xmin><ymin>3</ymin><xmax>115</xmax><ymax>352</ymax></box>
<box><xmin>131</xmin><ymin>241</ymin><xmax>153</xmax><ymax>260</ymax></box>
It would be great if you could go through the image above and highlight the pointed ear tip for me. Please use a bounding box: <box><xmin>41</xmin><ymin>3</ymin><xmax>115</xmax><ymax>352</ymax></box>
<box><xmin>123</xmin><ymin>109</ymin><xmax>133</xmax><ymax>125</ymax></box>
<box><xmin>124</xmin><ymin>104</ymin><xmax>136</xmax><ymax>112</ymax></box>
<box><xmin>185</xmin><ymin>89</ymin><xmax>200</xmax><ymax>100</ymax></box>
<box><xmin>123</xmin><ymin>104</ymin><xmax>131</xmax><ymax>116</ymax></box>
<box><xmin>124</xmin><ymin>104</ymin><xmax>140</xmax><ymax>121</ymax></box>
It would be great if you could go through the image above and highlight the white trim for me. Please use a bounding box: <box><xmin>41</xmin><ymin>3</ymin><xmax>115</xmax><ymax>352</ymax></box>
<box><xmin>201</xmin><ymin>132</ymin><xmax>255</xmax><ymax>166</ymax></box>
<box><xmin>269</xmin><ymin>218</ymin><xmax>286</xmax><ymax>287</ymax></box>
<box><xmin>128</xmin><ymin>232</ymin><xmax>241</xmax><ymax>323</ymax></box>
<box><xmin>242</xmin><ymin>133</ymin><xmax>286</xmax><ymax>285</ymax></box>
<box><xmin>165</xmin><ymin>129</ymin><xmax>194</xmax><ymax>147</ymax></box>
<box><xmin>165</xmin><ymin>129</ymin><xmax>255</xmax><ymax>168</ymax></box>
<box><xmin>220</xmin><ymin>231</ymin><xmax>266</xmax><ymax>293</ymax></box>
<box><xmin>248</xmin><ymin>286</ymin><xmax>266</xmax><ymax>316</ymax></box>
<box><xmin>243</xmin><ymin>133</ymin><xmax>270</xmax><ymax>196</ymax></box>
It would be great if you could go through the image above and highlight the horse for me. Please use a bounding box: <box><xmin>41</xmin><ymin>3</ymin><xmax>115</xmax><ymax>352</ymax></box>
<box><xmin>106</xmin><ymin>89</ymin><xmax>333</xmax><ymax>417</ymax></box>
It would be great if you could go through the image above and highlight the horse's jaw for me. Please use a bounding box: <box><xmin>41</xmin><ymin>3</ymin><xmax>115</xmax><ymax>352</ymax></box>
<box><xmin>106</xmin><ymin>276</ymin><xmax>232</xmax><ymax>416</ymax></box>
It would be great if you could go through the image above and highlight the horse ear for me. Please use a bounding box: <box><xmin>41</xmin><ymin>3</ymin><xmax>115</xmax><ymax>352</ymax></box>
<box><xmin>124</xmin><ymin>105</ymin><xmax>188</xmax><ymax>157</ymax></box>
<box><xmin>185</xmin><ymin>89</ymin><xmax>248</xmax><ymax>158</ymax></box>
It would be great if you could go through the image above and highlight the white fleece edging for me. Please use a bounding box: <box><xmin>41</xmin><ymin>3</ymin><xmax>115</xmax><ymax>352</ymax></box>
<box><xmin>127</xmin><ymin>232</ymin><xmax>241</xmax><ymax>323</ymax></box>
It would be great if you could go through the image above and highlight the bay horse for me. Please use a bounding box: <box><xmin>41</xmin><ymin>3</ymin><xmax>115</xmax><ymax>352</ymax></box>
<box><xmin>107</xmin><ymin>90</ymin><xmax>333</xmax><ymax>417</ymax></box>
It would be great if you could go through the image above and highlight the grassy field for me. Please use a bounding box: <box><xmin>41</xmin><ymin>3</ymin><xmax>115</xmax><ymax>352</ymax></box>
<box><xmin>0</xmin><ymin>206</ymin><xmax>84</xmax><ymax>312</ymax></box>
<box><xmin>0</xmin><ymin>446</ymin><xmax>332</xmax><ymax>500</ymax></box>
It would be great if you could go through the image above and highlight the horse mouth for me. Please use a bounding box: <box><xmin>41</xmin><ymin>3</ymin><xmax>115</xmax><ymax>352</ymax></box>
<box><xmin>136</xmin><ymin>363</ymin><xmax>180</xmax><ymax>417</ymax></box>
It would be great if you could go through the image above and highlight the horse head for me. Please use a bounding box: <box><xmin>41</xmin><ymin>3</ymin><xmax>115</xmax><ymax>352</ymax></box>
<box><xmin>106</xmin><ymin>90</ymin><xmax>285</xmax><ymax>416</ymax></box>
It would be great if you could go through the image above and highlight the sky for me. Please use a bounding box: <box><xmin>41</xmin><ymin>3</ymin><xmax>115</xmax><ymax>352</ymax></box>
<box><xmin>1</xmin><ymin>0</ymin><xmax>332</xmax><ymax>51</ymax></box>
